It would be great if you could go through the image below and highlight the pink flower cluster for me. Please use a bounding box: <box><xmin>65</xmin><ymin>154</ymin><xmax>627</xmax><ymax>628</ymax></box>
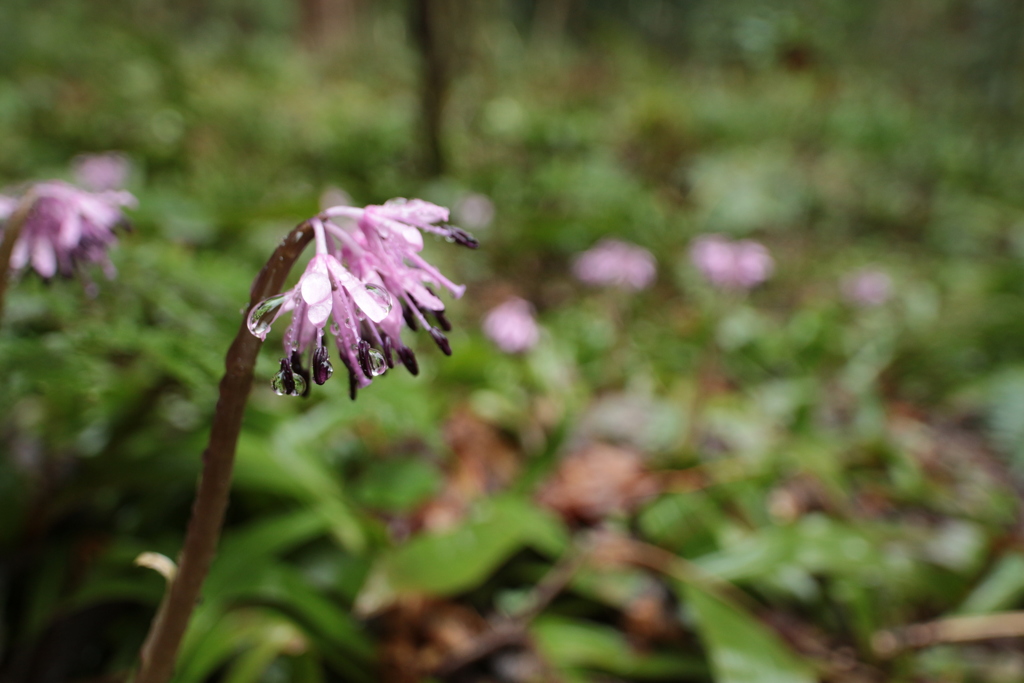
<box><xmin>0</xmin><ymin>181</ymin><xmax>135</xmax><ymax>280</ymax></box>
<box><xmin>482</xmin><ymin>298</ymin><xmax>539</xmax><ymax>354</ymax></box>
<box><xmin>689</xmin><ymin>234</ymin><xmax>773</xmax><ymax>290</ymax></box>
<box><xmin>573</xmin><ymin>239</ymin><xmax>656</xmax><ymax>290</ymax></box>
<box><xmin>841</xmin><ymin>268</ymin><xmax>892</xmax><ymax>307</ymax></box>
<box><xmin>72</xmin><ymin>152</ymin><xmax>131</xmax><ymax>192</ymax></box>
<box><xmin>248</xmin><ymin>198</ymin><xmax>477</xmax><ymax>398</ymax></box>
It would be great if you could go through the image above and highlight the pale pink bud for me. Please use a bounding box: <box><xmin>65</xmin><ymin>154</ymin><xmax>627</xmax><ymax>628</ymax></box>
<box><xmin>573</xmin><ymin>239</ymin><xmax>656</xmax><ymax>290</ymax></box>
<box><xmin>483</xmin><ymin>298</ymin><xmax>539</xmax><ymax>354</ymax></box>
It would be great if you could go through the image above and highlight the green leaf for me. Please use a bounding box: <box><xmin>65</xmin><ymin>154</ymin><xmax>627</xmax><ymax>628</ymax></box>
<box><xmin>202</xmin><ymin>509</ymin><xmax>330</xmax><ymax>597</ymax></box>
<box><xmin>353</xmin><ymin>457</ymin><xmax>443</xmax><ymax>513</ymax></box>
<box><xmin>957</xmin><ymin>552</ymin><xmax>1024</xmax><ymax>615</ymax></box>
<box><xmin>355</xmin><ymin>495</ymin><xmax>568</xmax><ymax>614</ymax></box>
<box><xmin>532</xmin><ymin>615</ymin><xmax>707</xmax><ymax>679</ymax></box>
<box><xmin>234</xmin><ymin>434</ymin><xmax>365</xmax><ymax>552</ymax></box>
<box><xmin>686</xmin><ymin>586</ymin><xmax>815</xmax><ymax>683</ymax></box>
<box><xmin>695</xmin><ymin>514</ymin><xmax>892</xmax><ymax>582</ymax></box>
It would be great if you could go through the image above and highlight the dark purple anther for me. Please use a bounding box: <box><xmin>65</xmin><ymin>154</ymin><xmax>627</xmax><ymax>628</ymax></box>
<box><xmin>312</xmin><ymin>343</ymin><xmax>332</xmax><ymax>385</ymax></box>
<box><xmin>447</xmin><ymin>226</ymin><xmax>479</xmax><ymax>249</ymax></box>
<box><xmin>433</xmin><ymin>308</ymin><xmax>452</xmax><ymax>332</ymax></box>
<box><xmin>397</xmin><ymin>345</ymin><xmax>419</xmax><ymax>376</ymax></box>
<box><xmin>381</xmin><ymin>333</ymin><xmax>395</xmax><ymax>368</ymax></box>
<box><xmin>429</xmin><ymin>328</ymin><xmax>452</xmax><ymax>356</ymax></box>
<box><xmin>278</xmin><ymin>358</ymin><xmax>297</xmax><ymax>395</ymax></box>
<box><xmin>401</xmin><ymin>301</ymin><xmax>419</xmax><ymax>331</ymax></box>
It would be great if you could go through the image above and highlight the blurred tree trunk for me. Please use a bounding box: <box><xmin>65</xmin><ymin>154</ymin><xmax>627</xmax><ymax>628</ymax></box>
<box><xmin>411</xmin><ymin>0</ymin><xmax>450</xmax><ymax>177</ymax></box>
<box><xmin>975</xmin><ymin>0</ymin><xmax>1024</xmax><ymax>128</ymax></box>
<box><xmin>409</xmin><ymin>0</ymin><xmax>478</xmax><ymax>178</ymax></box>
<box><xmin>531</xmin><ymin>0</ymin><xmax>574</xmax><ymax>45</ymax></box>
<box><xmin>299</xmin><ymin>0</ymin><xmax>361</xmax><ymax>50</ymax></box>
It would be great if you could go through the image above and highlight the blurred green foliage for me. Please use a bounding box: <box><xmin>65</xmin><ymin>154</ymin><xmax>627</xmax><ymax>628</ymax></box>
<box><xmin>3</xmin><ymin>1</ymin><xmax>1024</xmax><ymax>682</ymax></box>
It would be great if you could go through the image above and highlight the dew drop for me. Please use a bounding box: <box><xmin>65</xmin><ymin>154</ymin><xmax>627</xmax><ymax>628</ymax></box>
<box><xmin>247</xmin><ymin>294</ymin><xmax>287</xmax><ymax>338</ymax></box>
<box><xmin>364</xmin><ymin>284</ymin><xmax>394</xmax><ymax>315</ymax></box>
<box><xmin>272</xmin><ymin>368</ymin><xmax>307</xmax><ymax>397</ymax></box>
<box><xmin>367</xmin><ymin>348</ymin><xmax>387</xmax><ymax>376</ymax></box>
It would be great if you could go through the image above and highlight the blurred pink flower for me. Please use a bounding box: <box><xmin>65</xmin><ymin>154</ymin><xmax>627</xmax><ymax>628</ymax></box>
<box><xmin>72</xmin><ymin>152</ymin><xmax>131</xmax><ymax>192</ymax></box>
<box><xmin>842</xmin><ymin>268</ymin><xmax>892</xmax><ymax>307</ymax></box>
<box><xmin>690</xmin><ymin>234</ymin><xmax>773</xmax><ymax>289</ymax></box>
<box><xmin>1</xmin><ymin>181</ymin><xmax>135</xmax><ymax>279</ymax></box>
<box><xmin>0</xmin><ymin>196</ymin><xmax>16</xmax><ymax>221</ymax></box>
<box><xmin>482</xmin><ymin>297</ymin><xmax>539</xmax><ymax>353</ymax></box>
<box><xmin>319</xmin><ymin>186</ymin><xmax>353</xmax><ymax>211</ymax></box>
<box><xmin>573</xmin><ymin>239</ymin><xmax>656</xmax><ymax>290</ymax></box>
<box><xmin>454</xmin><ymin>192</ymin><xmax>495</xmax><ymax>229</ymax></box>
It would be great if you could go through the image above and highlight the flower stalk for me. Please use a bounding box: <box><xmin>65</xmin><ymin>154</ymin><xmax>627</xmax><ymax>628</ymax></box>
<box><xmin>133</xmin><ymin>196</ymin><xmax>475</xmax><ymax>681</ymax></box>
<box><xmin>0</xmin><ymin>197</ymin><xmax>31</xmax><ymax>323</ymax></box>
<box><xmin>132</xmin><ymin>220</ymin><xmax>315</xmax><ymax>683</ymax></box>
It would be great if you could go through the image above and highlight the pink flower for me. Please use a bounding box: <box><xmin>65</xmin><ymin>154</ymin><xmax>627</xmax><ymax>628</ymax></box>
<box><xmin>454</xmin><ymin>193</ymin><xmax>495</xmax><ymax>229</ymax></box>
<box><xmin>690</xmin><ymin>234</ymin><xmax>773</xmax><ymax>290</ymax></box>
<box><xmin>482</xmin><ymin>298</ymin><xmax>539</xmax><ymax>353</ymax></box>
<box><xmin>72</xmin><ymin>152</ymin><xmax>131</xmax><ymax>192</ymax></box>
<box><xmin>842</xmin><ymin>268</ymin><xmax>892</xmax><ymax>307</ymax></box>
<box><xmin>573</xmin><ymin>239</ymin><xmax>656</xmax><ymax>290</ymax></box>
<box><xmin>248</xmin><ymin>198</ymin><xmax>478</xmax><ymax>398</ymax></box>
<box><xmin>319</xmin><ymin>186</ymin><xmax>353</xmax><ymax>210</ymax></box>
<box><xmin>1</xmin><ymin>181</ymin><xmax>135</xmax><ymax>279</ymax></box>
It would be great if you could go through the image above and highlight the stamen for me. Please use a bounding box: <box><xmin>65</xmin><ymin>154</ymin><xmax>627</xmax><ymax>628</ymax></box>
<box><xmin>312</xmin><ymin>338</ymin><xmax>333</xmax><ymax>385</ymax></box>
<box><xmin>290</xmin><ymin>349</ymin><xmax>311</xmax><ymax>397</ymax></box>
<box><xmin>397</xmin><ymin>345</ymin><xmax>419</xmax><ymax>376</ymax></box>
<box><xmin>447</xmin><ymin>226</ymin><xmax>479</xmax><ymax>249</ymax></box>
<box><xmin>421</xmin><ymin>285</ymin><xmax>452</xmax><ymax>331</ymax></box>
<box><xmin>357</xmin><ymin>339</ymin><xmax>373</xmax><ymax>379</ymax></box>
<box><xmin>275</xmin><ymin>358</ymin><xmax>296</xmax><ymax>395</ymax></box>
<box><xmin>401</xmin><ymin>300</ymin><xmax>419</xmax><ymax>331</ymax></box>
<box><xmin>338</xmin><ymin>356</ymin><xmax>359</xmax><ymax>400</ymax></box>
<box><xmin>429</xmin><ymin>328</ymin><xmax>452</xmax><ymax>356</ymax></box>
<box><xmin>381</xmin><ymin>332</ymin><xmax>395</xmax><ymax>368</ymax></box>
<box><xmin>433</xmin><ymin>308</ymin><xmax>452</xmax><ymax>332</ymax></box>
<box><xmin>402</xmin><ymin>292</ymin><xmax>434</xmax><ymax>330</ymax></box>
<box><xmin>349</xmin><ymin>372</ymin><xmax>358</xmax><ymax>400</ymax></box>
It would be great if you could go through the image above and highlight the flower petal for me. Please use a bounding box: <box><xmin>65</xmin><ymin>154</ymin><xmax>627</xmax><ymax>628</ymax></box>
<box><xmin>31</xmin><ymin>239</ymin><xmax>57</xmax><ymax>278</ymax></box>
<box><xmin>307</xmin><ymin>300</ymin><xmax>333</xmax><ymax>326</ymax></box>
<box><xmin>326</xmin><ymin>259</ymin><xmax>389</xmax><ymax>322</ymax></box>
<box><xmin>301</xmin><ymin>271</ymin><xmax>332</xmax><ymax>305</ymax></box>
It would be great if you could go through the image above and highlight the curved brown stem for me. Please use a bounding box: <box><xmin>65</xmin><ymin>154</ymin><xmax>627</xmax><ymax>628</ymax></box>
<box><xmin>0</xmin><ymin>198</ymin><xmax>33</xmax><ymax>323</ymax></box>
<box><xmin>133</xmin><ymin>220</ymin><xmax>314</xmax><ymax>683</ymax></box>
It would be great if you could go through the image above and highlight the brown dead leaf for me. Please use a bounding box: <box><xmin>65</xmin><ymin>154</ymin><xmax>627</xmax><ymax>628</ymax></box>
<box><xmin>536</xmin><ymin>443</ymin><xmax>658</xmax><ymax>524</ymax></box>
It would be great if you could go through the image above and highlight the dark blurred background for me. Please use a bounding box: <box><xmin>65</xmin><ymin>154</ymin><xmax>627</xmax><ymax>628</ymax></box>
<box><xmin>3</xmin><ymin>1</ymin><xmax>1024</xmax><ymax>682</ymax></box>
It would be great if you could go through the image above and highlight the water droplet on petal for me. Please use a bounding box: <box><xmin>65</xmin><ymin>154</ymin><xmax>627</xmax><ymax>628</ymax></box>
<box><xmin>367</xmin><ymin>348</ymin><xmax>387</xmax><ymax>376</ymax></box>
<box><xmin>247</xmin><ymin>294</ymin><xmax>287</xmax><ymax>339</ymax></box>
<box><xmin>364</xmin><ymin>284</ymin><xmax>394</xmax><ymax>315</ymax></box>
<box><xmin>272</xmin><ymin>367</ymin><xmax>307</xmax><ymax>397</ymax></box>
